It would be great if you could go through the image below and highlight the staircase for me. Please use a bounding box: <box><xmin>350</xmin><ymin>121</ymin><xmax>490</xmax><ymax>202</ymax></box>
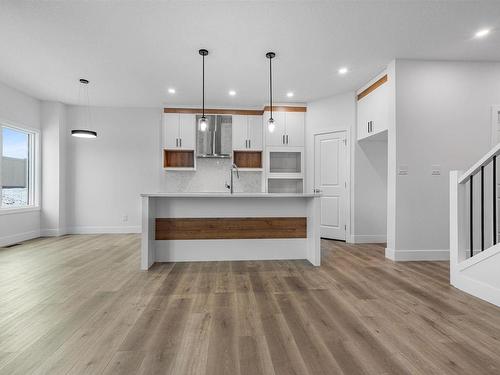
<box><xmin>450</xmin><ymin>143</ymin><xmax>500</xmax><ymax>307</ymax></box>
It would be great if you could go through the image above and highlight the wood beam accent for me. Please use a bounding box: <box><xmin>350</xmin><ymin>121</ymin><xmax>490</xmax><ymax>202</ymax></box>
<box><xmin>233</xmin><ymin>151</ymin><xmax>262</xmax><ymax>169</ymax></box>
<box><xmin>357</xmin><ymin>74</ymin><xmax>388</xmax><ymax>101</ymax></box>
<box><xmin>163</xmin><ymin>106</ymin><xmax>307</xmax><ymax>115</ymax></box>
<box><xmin>164</xmin><ymin>108</ymin><xmax>264</xmax><ymax>115</ymax></box>
<box><xmin>163</xmin><ymin>150</ymin><xmax>194</xmax><ymax>168</ymax></box>
<box><xmin>155</xmin><ymin>217</ymin><xmax>307</xmax><ymax>240</ymax></box>
<box><xmin>263</xmin><ymin>106</ymin><xmax>307</xmax><ymax>113</ymax></box>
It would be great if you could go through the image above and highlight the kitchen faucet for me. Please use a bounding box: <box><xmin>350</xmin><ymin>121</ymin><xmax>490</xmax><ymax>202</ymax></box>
<box><xmin>225</xmin><ymin>163</ymin><xmax>239</xmax><ymax>194</ymax></box>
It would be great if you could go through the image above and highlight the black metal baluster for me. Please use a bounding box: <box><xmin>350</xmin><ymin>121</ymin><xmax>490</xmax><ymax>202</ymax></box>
<box><xmin>494</xmin><ymin>156</ymin><xmax>497</xmax><ymax>246</ymax></box>
<box><xmin>470</xmin><ymin>174</ymin><xmax>473</xmax><ymax>258</ymax></box>
<box><xmin>481</xmin><ymin>166</ymin><xmax>485</xmax><ymax>251</ymax></box>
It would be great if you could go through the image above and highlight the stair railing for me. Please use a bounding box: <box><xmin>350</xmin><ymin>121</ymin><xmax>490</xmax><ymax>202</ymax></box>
<box><xmin>450</xmin><ymin>143</ymin><xmax>500</xmax><ymax>266</ymax></box>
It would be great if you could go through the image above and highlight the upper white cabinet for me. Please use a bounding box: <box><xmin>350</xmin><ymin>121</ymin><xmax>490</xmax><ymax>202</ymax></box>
<box><xmin>264</xmin><ymin>110</ymin><xmax>304</xmax><ymax>147</ymax></box>
<box><xmin>285</xmin><ymin>112</ymin><xmax>305</xmax><ymax>147</ymax></box>
<box><xmin>264</xmin><ymin>111</ymin><xmax>285</xmax><ymax>147</ymax></box>
<box><xmin>232</xmin><ymin>115</ymin><xmax>263</xmax><ymax>151</ymax></box>
<box><xmin>163</xmin><ymin>113</ymin><xmax>196</xmax><ymax>149</ymax></box>
<box><xmin>357</xmin><ymin>74</ymin><xmax>389</xmax><ymax>140</ymax></box>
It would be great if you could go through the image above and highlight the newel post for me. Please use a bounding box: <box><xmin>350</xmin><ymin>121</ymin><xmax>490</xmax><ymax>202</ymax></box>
<box><xmin>449</xmin><ymin>170</ymin><xmax>465</xmax><ymax>286</ymax></box>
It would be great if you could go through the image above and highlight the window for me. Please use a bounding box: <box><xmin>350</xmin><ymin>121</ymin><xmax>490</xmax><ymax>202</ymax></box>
<box><xmin>1</xmin><ymin>125</ymin><xmax>37</xmax><ymax>208</ymax></box>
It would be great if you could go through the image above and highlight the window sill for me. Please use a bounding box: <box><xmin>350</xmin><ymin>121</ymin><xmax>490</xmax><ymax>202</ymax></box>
<box><xmin>0</xmin><ymin>206</ymin><xmax>41</xmax><ymax>216</ymax></box>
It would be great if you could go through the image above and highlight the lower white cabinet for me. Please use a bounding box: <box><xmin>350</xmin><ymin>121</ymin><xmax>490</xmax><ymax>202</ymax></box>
<box><xmin>265</xmin><ymin>146</ymin><xmax>304</xmax><ymax>193</ymax></box>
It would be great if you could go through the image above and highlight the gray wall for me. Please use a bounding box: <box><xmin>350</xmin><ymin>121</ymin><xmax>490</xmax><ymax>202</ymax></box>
<box><xmin>390</xmin><ymin>60</ymin><xmax>500</xmax><ymax>254</ymax></box>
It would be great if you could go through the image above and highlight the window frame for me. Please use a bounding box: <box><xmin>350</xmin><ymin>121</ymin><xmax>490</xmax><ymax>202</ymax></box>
<box><xmin>0</xmin><ymin>120</ymin><xmax>40</xmax><ymax>213</ymax></box>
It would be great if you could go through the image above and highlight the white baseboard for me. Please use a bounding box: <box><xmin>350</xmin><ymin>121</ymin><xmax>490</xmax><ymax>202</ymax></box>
<box><xmin>40</xmin><ymin>228</ymin><xmax>67</xmax><ymax>237</ymax></box>
<box><xmin>385</xmin><ymin>248</ymin><xmax>449</xmax><ymax>261</ymax></box>
<box><xmin>452</xmin><ymin>274</ymin><xmax>500</xmax><ymax>307</ymax></box>
<box><xmin>66</xmin><ymin>226</ymin><xmax>141</xmax><ymax>234</ymax></box>
<box><xmin>350</xmin><ymin>234</ymin><xmax>386</xmax><ymax>244</ymax></box>
<box><xmin>0</xmin><ymin>230</ymin><xmax>40</xmax><ymax>247</ymax></box>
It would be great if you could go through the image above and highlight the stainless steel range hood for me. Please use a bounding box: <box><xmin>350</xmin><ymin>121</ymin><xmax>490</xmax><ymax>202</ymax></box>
<box><xmin>196</xmin><ymin>115</ymin><xmax>232</xmax><ymax>158</ymax></box>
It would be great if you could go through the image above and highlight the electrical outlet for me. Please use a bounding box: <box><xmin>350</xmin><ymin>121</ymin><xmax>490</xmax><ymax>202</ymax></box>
<box><xmin>122</xmin><ymin>215</ymin><xmax>128</xmax><ymax>222</ymax></box>
<box><xmin>431</xmin><ymin>165</ymin><xmax>441</xmax><ymax>176</ymax></box>
<box><xmin>398</xmin><ymin>165</ymin><xmax>409</xmax><ymax>175</ymax></box>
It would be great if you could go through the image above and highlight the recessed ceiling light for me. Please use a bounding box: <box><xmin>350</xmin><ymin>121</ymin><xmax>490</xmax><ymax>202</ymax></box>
<box><xmin>286</xmin><ymin>91</ymin><xmax>294</xmax><ymax>98</ymax></box>
<box><xmin>229</xmin><ymin>90</ymin><xmax>236</xmax><ymax>96</ymax></box>
<box><xmin>474</xmin><ymin>28</ymin><xmax>491</xmax><ymax>38</ymax></box>
<box><xmin>338</xmin><ymin>67</ymin><xmax>348</xmax><ymax>75</ymax></box>
<box><xmin>168</xmin><ymin>88</ymin><xmax>176</xmax><ymax>94</ymax></box>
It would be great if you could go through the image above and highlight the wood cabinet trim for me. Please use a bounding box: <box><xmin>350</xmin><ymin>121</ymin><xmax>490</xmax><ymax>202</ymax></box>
<box><xmin>164</xmin><ymin>108</ymin><xmax>264</xmax><ymax>115</ymax></box>
<box><xmin>155</xmin><ymin>217</ymin><xmax>307</xmax><ymax>240</ymax></box>
<box><xmin>263</xmin><ymin>106</ymin><xmax>307</xmax><ymax>113</ymax></box>
<box><xmin>357</xmin><ymin>75</ymin><xmax>388</xmax><ymax>101</ymax></box>
<box><xmin>163</xmin><ymin>106</ymin><xmax>307</xmax><ymax>115</ymax></box>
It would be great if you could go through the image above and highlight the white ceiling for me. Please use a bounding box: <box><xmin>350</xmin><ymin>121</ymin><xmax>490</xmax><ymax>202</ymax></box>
<box><xmin>0</xmin><ymin>1</ymin><xmax>499</xmax><ymax>108</ymax></box>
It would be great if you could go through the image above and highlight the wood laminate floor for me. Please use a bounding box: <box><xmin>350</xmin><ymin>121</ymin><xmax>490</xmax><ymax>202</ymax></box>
<box><xmin>1</xmin><ymin>234</ymin><xmax>500</xmax><ymax>374</ymax></box>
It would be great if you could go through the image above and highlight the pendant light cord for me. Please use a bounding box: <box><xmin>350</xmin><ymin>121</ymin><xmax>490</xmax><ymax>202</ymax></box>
<box><xmin>202</xmin><ymin>54</ymin><xmax>205</xmax><ymax>118</ymax></box>
<box><xmin>269</xmin><ymin>56</ymin><xmax>273</xmax><ymax>120</ymax></box>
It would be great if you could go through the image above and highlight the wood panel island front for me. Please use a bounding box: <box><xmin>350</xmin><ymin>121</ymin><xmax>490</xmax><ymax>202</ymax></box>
<box><xmin>140</xmin><ymin>193</ymin><xmax>321</xmax><ymax>269</ymax></box>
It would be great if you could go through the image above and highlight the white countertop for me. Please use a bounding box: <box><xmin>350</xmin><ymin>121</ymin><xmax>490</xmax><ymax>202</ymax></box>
<box><xmin>140</xmin><ymin>192</ymin><xmax>320</xmax><ymax>198</ymax></box>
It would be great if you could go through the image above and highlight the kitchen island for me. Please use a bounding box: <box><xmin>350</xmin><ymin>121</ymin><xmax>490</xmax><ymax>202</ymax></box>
<box><xmin>140</xmin><ymin>193</ymin><xmax>321</xmax><ymax>269</ymax></box>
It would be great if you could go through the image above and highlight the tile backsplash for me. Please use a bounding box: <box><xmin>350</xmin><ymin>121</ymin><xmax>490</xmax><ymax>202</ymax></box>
<box><xmin>160</xmin><ymin>158</ymin><xmax>263</xmax><ymax>193</ymax></box>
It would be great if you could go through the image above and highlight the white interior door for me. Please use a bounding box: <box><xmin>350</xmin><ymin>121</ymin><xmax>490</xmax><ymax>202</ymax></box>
<box><xmin>314</xmin><ymin>131</ymin><xmax>347</xmax><ymax>240</ymax></box>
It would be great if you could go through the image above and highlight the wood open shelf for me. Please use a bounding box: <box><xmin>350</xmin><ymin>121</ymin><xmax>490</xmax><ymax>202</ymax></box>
<box><xmin>163</xmin><ymin>149</ymin><xmax>194</xmax><ymax>169</ymax></box>
<box><xmin>233</xmin><ymin>151</ymin><xmax>262</xmax><ymax>169</ymax></box>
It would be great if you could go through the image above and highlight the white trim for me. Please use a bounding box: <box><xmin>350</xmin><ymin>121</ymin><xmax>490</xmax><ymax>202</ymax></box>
<box><xmin>0</xmin><ymin>206</ymin><xmax>40</xmax><ymax>215</ymax></box>
<box><xmin>40</xmin><ymin>228</ymin><xmax>67</xmax><ymax>237</ymax></box>
<box><xmin>490</xmin><ymin>104</ymin><xmax>500</xmax><ymax>148</ymax></box>
<box><xmin>67</xmin><ymin>226</ymin><xmax>141</xmax><ymax>234</ymax></box>
<box><xmin>452</xmin><ymin>274</ymin><xmax>500</xmax><ymax>307</ymax></box>
<box><xmin>351</xmin><ymin>234</ymin><xmax>386</xmax><ymax>243</ymax></box>
<box><xmin>0</xmin><ymin>119</ymin><xmax>41</xmax><ymax>209</ymax></box>
<box><xmin>385</xmin><ymin>247</ymin><xmax>449</xmax><ymax>261</ymax></box>
<box><xmin>0</xmin><ymin>229</ymin><xmax>40</xmax><ymax>247</ymax></box>
<box><xmin>457</xmin><ymin>243</ymin><xmax>500</xmax><ymax>271</ymax></box>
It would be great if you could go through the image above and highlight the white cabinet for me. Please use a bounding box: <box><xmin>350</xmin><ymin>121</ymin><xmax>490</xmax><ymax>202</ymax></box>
<box><xmin>232</xmin><ymin>115</ymin><xmax>263</xmax><ymax>151</ymax></box>
<box><xmin>285</xmin><ymin>112</ymin><xmax>305</xmax><ymax>147</ymax></box>
<box><xmin>247</xmin><ymin>115</ymin><xmax>263</xmax><ymax>150</ymax></box>
<box><xmin>357</xmin><ymin>75</ymin><xmax>389</xmax><ymax>140</ymax></box>
<box><xmin>163</xmin><ymin>114</ymin><xmax>179</xmax><ymax>149</ymax></box>
<box><xmin>232</xmin><ymin>115</ymin><xmax>248</xmax><ymax>150</ymax></box>
<box><xmin>162</xmin><ymin>113</ymin><xmax>196</xmax><ymax>150</ymax></box>
<box><xmin>264</xmin><ymin>111</ymin><xmax>304</xmax><ymax>147</ymax></box>
<box><xmin>264</xmin><ymin>111</ymin><xmax>285</xmax><ymax>146</ymax></box>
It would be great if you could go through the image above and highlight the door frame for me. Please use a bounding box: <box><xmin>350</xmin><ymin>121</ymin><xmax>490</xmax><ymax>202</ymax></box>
<box><xmin>491</xmin><ymin>105</ymin><xmax>500</xmax><ymax>147</ymax></box>
<box><xmin>313</xmin><ymin>129</ymin><xmax>351</xmax><ymax>243</ymax></box>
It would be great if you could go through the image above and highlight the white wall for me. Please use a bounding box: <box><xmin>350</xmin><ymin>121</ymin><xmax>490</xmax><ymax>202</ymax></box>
<box><xmin>41</xmin><ymin>101</ymin><xmax>67</xmax><ymax>236</ymax></box>
<box><xmin>306</xmin><ymin>91</ymin><xmax>387</xmax><ymax>243</ymax></box>
<box><xmin>65</xmin><ymin>106</ymin><xmax>160</xmax><ymax>233</ymax></box>
<box><xmin>388</xmin><ymin>60</ymin><xmax>500</xmax><ymax>260</ymax></box>
<box><xmin>0</xmin><ymin>81</ymin><xmax>41</xmax><ymax>246</ymax></box>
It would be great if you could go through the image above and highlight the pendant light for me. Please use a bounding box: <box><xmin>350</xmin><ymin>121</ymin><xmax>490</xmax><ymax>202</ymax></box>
<box><xmin>199</xmin><ymin>49</ymin><xmax>209</xmax><ymax>132</ymax></box>
<box><xmin>266</xmin><ymin>52</ymin><xmax>276</xmax><ymax>133</ymax></box>
<box><xmin>71</xmin><ymin>78</ymin><xmax>97</xmax><ymax>138</ymax></box>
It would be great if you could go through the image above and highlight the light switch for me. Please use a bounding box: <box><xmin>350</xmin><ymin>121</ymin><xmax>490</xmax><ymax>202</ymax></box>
<box><xmin>398</xmin><ymin>165</ymin><xmax>409</xmax><ymax>175</ymax></box>
<box><xmin>431</xmin><ymin>165</ymin><xmax>441</xmax><ymax>176</ymax></box>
